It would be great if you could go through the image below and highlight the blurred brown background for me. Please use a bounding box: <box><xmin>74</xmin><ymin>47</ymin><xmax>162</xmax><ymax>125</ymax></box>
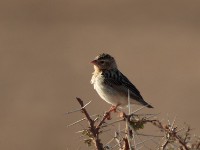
<box><xmin>0</xmin><ymin>0</ymin><xmax>200</xmax><ymax>149</ymax></box>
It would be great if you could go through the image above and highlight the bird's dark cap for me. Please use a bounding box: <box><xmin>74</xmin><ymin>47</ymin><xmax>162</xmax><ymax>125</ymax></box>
<box><xmin>96</xmin><ymin>53</ymin><xmax>114</xmax><ymax>60</ymax></box>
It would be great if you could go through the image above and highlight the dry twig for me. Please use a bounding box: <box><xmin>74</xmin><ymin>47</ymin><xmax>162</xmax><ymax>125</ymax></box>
<box><xmin>67</xmin><ymin>97</ymin><xmax>199</xmax><ymax>150</ymax></box>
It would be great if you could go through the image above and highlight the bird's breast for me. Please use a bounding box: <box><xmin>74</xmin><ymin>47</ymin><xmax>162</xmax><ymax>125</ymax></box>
<box><xmin>91</xmin><ymin>74</ymin><xmax>127</xmax><ymax>106</ymax></box>
<box><xmin>92</xmin><ymin>75</ymin><xmax>111</xmax><ymax>95</ymax></box>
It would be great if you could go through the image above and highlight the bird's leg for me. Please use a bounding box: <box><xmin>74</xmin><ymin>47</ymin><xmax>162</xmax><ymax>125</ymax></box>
<box><xmin>109</xmin><ymin>104</ymin><xmax>120</xmax><ymax>112</ymax></box>
<box><xmin>106</xmin><ymin>104</ymin><xmax>120</xmax><ymax>120</ymax></box>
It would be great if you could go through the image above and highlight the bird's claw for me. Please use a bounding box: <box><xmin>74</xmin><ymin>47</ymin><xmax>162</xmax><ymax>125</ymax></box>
<box><xmin>109</xmin><ymin>104</ymin><xmax>119</xmax><ymax>112</ymax></box>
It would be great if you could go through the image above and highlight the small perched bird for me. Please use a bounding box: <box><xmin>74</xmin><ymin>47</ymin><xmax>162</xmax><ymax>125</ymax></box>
<box><xmin>91</xmin><ymin>53</ymin><xmax>153</xmax><ymax>109</ymax></box>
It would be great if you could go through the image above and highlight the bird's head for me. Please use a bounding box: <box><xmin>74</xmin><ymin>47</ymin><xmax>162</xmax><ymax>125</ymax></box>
<box><xmin>91</xmin><ymin>53</ymin><xmax>117</xmax><ymax>71</ymax></box>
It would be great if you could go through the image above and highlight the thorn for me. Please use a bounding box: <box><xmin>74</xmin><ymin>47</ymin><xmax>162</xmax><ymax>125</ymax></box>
<box><xmin>130</xmin><ymin>105</ymin><xmax>146</xmax><ymax>116</ymax></box>
<box><xmin>66</xmin><ymin>114</ymin><xmax>98</xmax><ymax>127</ymax></box>
<box><xmin>171</xmin><ymin>115</ymin><xmax>177</xmax><ymax>129</ymax></box>
<box><xmin>65</xmin><ymin>100</ymin><xmax>92</xmax><ymax>115</ymax></box>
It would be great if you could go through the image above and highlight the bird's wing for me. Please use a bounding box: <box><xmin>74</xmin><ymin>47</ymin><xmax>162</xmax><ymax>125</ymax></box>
<box><xmin>102</xmin><ymin>69</ymin><xmax>143</xmax><ymax>100</ymax></box>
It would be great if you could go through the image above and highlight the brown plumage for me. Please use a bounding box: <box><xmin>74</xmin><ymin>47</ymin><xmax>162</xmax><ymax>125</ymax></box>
<box><xmin>91</xmin><ymin>53</ymin><xmax>153</xmax><ymax>108</ymax></box>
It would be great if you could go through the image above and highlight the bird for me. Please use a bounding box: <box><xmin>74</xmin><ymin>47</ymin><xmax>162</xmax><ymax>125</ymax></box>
<box><xmin>90</xmin><ymin>53</ymin><xmax>153</xmax><ymax>109</ymax></box>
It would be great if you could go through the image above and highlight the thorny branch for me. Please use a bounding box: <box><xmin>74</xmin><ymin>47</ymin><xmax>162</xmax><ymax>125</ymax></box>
<box><xmin>67</xmin><ymin>97</ymin><xmax>200</xmax><ymax>150</ymax></box>
<box><xmin>76</xmin><ymin>97</ymin><xmax>103</xmax><ymax>150</ymax></box>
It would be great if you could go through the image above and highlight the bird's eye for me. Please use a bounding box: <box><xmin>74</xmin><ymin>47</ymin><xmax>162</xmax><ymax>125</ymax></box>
<box><xmin>100</xmin><ymin>60</ymin><xmax>105</xmax><ymax>64</ymax></box>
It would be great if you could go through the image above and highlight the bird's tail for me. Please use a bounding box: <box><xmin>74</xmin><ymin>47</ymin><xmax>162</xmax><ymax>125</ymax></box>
<box><xmin>146</xmin><ymin>104</ymin><xmax>153</xmax><ymax>108</ymax></box>
<box><xmin>140</xmin><ymin>100</ymin><xmax>153</xmax><ymax>108</ymax></box>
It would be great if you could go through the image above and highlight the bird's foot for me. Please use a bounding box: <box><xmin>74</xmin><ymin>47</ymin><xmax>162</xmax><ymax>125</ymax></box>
<box><xmin>107</xmin><ymin>105</ymin><xmax>120</xmax><ymax>119</ymax></box>
<box><xmin>109</xmin><ymin>104</ymin><xmax>120</xmax><ymax>112</ymax></box>
<box><xmin>105</xmin><ymin>105</ymin><xmax>120</xmax><ymax>120</ymax></box>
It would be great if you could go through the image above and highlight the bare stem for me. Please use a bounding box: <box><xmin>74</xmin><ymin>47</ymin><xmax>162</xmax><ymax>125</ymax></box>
<box><xmin>76</xmin><ymin>97</ymin><xmax>103</xmax><ymax>150</ymax></box>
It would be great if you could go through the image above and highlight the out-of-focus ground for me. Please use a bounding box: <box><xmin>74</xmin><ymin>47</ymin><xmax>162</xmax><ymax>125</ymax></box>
<box><xmin>0</xmin><ymin>0</ymin><xmax>200</xmax><ymax>149</ymax></box>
